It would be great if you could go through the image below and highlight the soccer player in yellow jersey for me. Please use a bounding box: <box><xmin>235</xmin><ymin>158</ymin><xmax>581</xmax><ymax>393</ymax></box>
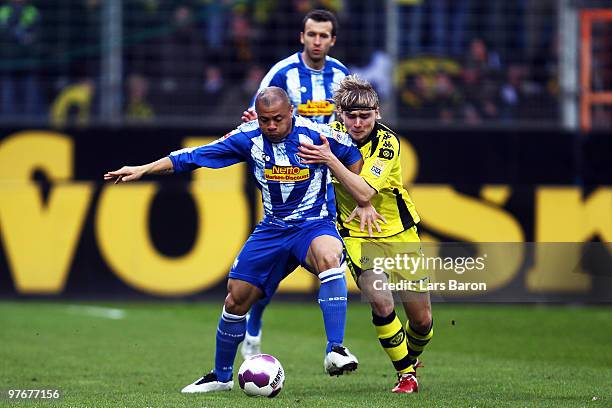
<box><xmin>298</xmin><ymin>75</ymin><xmax>433</xmax><ymax>393</ymax></box>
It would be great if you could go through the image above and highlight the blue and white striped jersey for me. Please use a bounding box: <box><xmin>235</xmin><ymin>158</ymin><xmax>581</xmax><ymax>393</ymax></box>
<box><xmin>252</xmin><ymin>52</ymin><xmax>350</xmax><ymax>124</ymax></box>
<box><xmin>169</xmin><ymin>116</ymin><xmax>361</xmax><ymax>222</ymax></box>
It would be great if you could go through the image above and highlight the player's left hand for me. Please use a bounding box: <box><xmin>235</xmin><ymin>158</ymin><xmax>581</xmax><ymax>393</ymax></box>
<box><xmin>103</xmin><ymin>165</ymin><xmax>146</xmax><ymax>184</ymax></box>
<box><xmin>297</xmin><ymin>134</ymin><xmax>333</xmax><ymax>164</ymax></box>
<box><xmin>345</xmin><ymin>203</ymin><xmax>387</xmax><ymax>237</ymax></box>
<box><xmin>241</xmin><ymin>108</ymin><xmax>258</xmax><ymax>122</ymax></box>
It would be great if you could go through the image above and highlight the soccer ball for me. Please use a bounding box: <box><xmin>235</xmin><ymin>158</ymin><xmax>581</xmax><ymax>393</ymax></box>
<box><xmin>238</xmin><ymin>354</ymin><xmax>285</xmax><ymax>397</ymax></box>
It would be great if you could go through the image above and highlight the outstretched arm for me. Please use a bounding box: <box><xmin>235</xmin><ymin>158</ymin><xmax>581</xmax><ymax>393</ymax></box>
<box><xmin>103</xmin><ymin>157</ymin><xmax>174</xmax><ymax>184</ymax></box>
<box><xmin>298</xmin><ymin>135</ymin><xmax>386</xmax><ymax>237</ymax></box>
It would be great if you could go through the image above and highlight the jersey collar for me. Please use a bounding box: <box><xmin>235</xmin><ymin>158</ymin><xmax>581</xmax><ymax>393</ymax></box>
<box><xmin>297</xmin><ymin>51</ymin><xmax>327</xmax><ymax>73</ymax></box>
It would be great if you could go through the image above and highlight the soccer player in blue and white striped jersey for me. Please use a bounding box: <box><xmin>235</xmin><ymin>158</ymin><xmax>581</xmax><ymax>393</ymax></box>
<box><xmin>240</xmin><ymin>9</ymin><xmax>351</xmax><ymax>360</ymax></box>
<box><xmin>104</xmin><ymin>87</ymin><xmax>361</xmax><ymax>393</ymax></box>
<box><xmin>242</xmin><ymin>9</ymin><xmax>349</xmax><ymax>125</ymax></box>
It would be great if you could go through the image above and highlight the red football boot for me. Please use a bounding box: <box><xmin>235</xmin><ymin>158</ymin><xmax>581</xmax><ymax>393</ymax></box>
<box><xmin>391</xmin><ymin>372</ymin><xmax>419</xmax><ymax>393</ymax></box>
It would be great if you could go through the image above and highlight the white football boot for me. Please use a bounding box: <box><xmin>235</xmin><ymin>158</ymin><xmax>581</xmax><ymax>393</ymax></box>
<box><xmin>181</xmin><ymin>371</ymin><xmax>233</xmax><ymax>393</ymax></box>
<box><xmin>240</xmin><ymin>331</ymin><xmax>262</xmax><ymax>359</ymax></box>
<box><xmin>324</xmin><ymin>345</ymin><xmax>359</xmax><ymax>376</ymax></box>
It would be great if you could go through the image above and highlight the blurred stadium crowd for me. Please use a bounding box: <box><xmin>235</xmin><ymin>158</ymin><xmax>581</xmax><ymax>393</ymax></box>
<box><xmin>0</xmin><ymin>0</ymin><xmax>608</xmax><ymax>128</ymax></box>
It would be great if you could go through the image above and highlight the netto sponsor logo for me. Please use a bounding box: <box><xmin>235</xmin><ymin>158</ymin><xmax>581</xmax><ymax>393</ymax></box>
<box><xmin>271</xmin><ymin>166</ymin><xmax>301</xmax><ymax>175</ymax></box>
<box><xmin>264</xmin><ymin>166</ymin><xmax>310</xmax><ymax>182</ymax></box>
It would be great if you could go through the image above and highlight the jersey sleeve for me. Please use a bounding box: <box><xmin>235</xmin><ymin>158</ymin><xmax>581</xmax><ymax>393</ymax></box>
<box><xmin>361</xmin><ymin>135</ymin><xmax>400</xmax><ymax>192</ymax></box>
<box><xmin>322</xmin><ymin>125</ymin><xmax>362</xmax><ymax>166</ymax></box>
<box><xmin>168</xmin><ymin>129</ymin><xmax>247</xmax><ymax>172</ymax></box>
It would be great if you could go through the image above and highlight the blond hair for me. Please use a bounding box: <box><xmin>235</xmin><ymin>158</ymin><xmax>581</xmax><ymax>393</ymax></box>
<box><xmin>333</xmin><ymin>75</ymin><xmax>379</xmax><ymax>112</ymax></box>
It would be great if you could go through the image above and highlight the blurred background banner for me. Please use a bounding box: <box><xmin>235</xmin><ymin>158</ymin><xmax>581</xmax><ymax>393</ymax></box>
<box><xmin>0</xmin><ymin>127</ymin><xmax>609</xmax><ymax>300</ymax></box>
<box><xmin>0</xmin><ymin>0</ymin><xmax>611</xmax><ymax>130</ymax></box>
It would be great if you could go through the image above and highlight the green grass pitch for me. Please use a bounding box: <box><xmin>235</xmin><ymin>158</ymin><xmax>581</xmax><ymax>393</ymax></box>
<box><xmin>1</xmin><ymin>301</ymin><xmax>610</xmax><ymax>407</ymax></box>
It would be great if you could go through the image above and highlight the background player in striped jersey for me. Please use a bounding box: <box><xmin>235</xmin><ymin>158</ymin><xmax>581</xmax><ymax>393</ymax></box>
<box><xmin>241</xmin><ymin>9</ymin><xmax>348</xmax><ymax>125</ymax></box>
<box><xmin>297</xmin><ymin>76</ymin><xmax>434</xmax><ymax>394</ymax></box>
<box><xmin>240</xmin><ymin>8</ymin><xmax>352</xmax><ymax>360</ymax></box>
<box><xmin>104</xmin><ymin>87</ymin><xmax>360</xmax><ymax>393</ymax></box>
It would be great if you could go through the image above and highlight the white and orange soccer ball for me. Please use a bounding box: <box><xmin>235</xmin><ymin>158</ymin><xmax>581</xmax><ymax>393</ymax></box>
<box><xmin>238</xmin><ymin>354</ymin><xmax>285</xmax><ymax>397</ymax></box>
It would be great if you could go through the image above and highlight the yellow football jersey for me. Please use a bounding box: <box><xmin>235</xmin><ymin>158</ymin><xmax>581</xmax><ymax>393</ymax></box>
<box><xmin>330</xmin><ymin>121</ymin><xmax>420</xmax><ymax>238</ymax></box>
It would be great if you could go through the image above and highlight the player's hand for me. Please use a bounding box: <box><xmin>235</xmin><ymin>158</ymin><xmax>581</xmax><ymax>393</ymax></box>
<box><xmin>103</xmin><ymin>165</ymin><xmax>146</xmax><ymax>184</ymax></box>
<box><xmin>241</xmin><ymin>108</ymin><xmax>258</xmax><ymax>122</ymax></box>
<box><xmin>345</xmin><ymin>203</ymin><xmax>387</xmax><ymax>237</ymax></box>
<box><xmin>297</xmin><ymin>134</ymin><xmax>333</xmax><ymax>164</ymax></box>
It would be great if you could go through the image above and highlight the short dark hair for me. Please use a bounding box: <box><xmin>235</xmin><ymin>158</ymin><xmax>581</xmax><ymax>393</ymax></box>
<box><xmin>255</xmin><ymin>86</ymin><xmax>291</xmax><ymax>110</ymax></box>
<box><xmin>302</xmin><ymin>9</ymin><xmax>338</xmax><ymax>37</ymax></box>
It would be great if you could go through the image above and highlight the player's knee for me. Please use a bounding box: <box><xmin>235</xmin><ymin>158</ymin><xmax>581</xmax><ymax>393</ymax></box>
<box><xmin>318</xmin><ymin>251</ymin><xmax>342</xmax><ymax>272</ymax></box>
<box><xmin>410</xmin><ymin>310</ymin><xmax>433</xmax><ymax>333</ymax></box>
<box><xmin>371</xmin><ymin>299</ymin><xmax>395</xmax><ymax>318</ymax></box>
<box><xmin>224</xmin><ymin>293</ymin><xmax>249</xmax><ymax>316</ymax></box>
